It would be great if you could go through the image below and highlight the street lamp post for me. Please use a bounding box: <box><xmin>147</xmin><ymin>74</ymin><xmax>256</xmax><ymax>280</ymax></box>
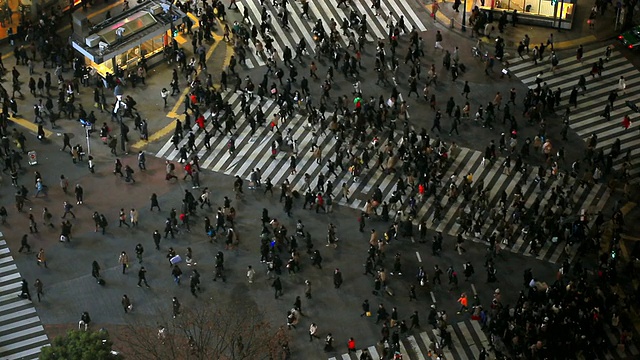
<box><xmin>462</xmin><ymin>0</ymin><xmax>467</xmax><ymax>32</ymax></box>
<box><xmin>80</xmin><ymin>119</ymin><xmax>92</xmax><ymax>156</ymax></box>
<box><xmin>86</xmin><ymin>126</ymin><xmax>91</xmax><ymax>156</ymax></box>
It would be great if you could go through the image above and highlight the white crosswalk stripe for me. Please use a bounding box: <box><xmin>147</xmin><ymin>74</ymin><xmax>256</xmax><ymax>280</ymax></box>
<box><xmin>328</xmin><ymin>345</ymin><xmax>379</xmax><ymax>360</ymax></box>
<box><xmin>0</xmin><ymin>234</ymin><xmax>50</xmax><ymax>359</ymax></box>
<box><xmin>327</xmin><ymin>320</ymin><xmax>495</xmax><ymax>360</ymax></box>
<box><xmin>327</xmin><ymin>319</ymin><xmax>638</xmax><ymax>359</ymax></box>
<box><xmin>507</xmin><ymin>43</ymin><xmax>640</xmax><ymax>182</ymax></box>
<box><xmin>156</xmin><ymin>90</ymin><xmax>610</xmax><ymax>264</ymax></box>
<box><xmin>231</xmin><ymin>0</ymin><xmax>428</xmax><ymax>69</ymax></box>
<box><xmin>157</xmin><ymin>91</ymin><xmax>403</xmax><ymax>205</ymax></box>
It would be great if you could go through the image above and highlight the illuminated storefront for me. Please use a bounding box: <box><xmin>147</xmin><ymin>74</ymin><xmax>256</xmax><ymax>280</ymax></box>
<box><xmin>70</xmin><ymin>1</ymin><xmax>185</xmax><ymax>77</ymax></box>
<box><xmin>0</xmin><ymin>0</ymin><xmax>85</xmax><ymax>41</ymax></box>
<box><xmin>0</xmin><ymin>0</ymin><xmax>27</xmax><ymax>41</ymax></box>
<box><xmin>481</xmin><ymin>0</ymin><xmax>575</xmax><ymax>29</ymax></box>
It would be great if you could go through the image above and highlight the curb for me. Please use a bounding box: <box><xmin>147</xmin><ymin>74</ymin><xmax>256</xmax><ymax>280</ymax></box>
<box><xmin>423</xmin><ymin>4</ymin><xmax>607</xmax><ymax>53</ymax></box>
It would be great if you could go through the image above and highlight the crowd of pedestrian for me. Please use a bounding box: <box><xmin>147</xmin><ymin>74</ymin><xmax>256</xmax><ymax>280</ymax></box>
<box><xmin>0</xmin><ymin>0</ymin><xmax>635</xmax><ymax>358</ymax></box>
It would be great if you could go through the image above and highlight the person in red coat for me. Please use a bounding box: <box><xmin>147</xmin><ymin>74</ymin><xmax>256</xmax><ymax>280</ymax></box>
<box><xmin>347</xmin><ymin>337</ymin><xmax>356</xmax><ymax>353</ymax></box>
<box><xmin>196</xmin><ymin>115</ymin><xmax>205</xmax><ymax>130</ymax></box>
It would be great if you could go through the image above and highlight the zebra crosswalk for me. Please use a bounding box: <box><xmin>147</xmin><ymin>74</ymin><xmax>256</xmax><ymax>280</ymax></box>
<box><xmin>232</xmin><ymin>0</ymin><xmax>428</xmax><ymax>69</ymax></box>
<box><xmin>329</xmin><ymin>318</ymin><xmax>638</xmax><ymax>360</ymax></box>
<box><xmin>0</xmin><ymin>234</ymin><xmax>50</xmax><ymax>359</ymax></box>
<box><xmin>328</xmin><ymin>319</ymin><xmax>493</xmax><ymax>360</ymax></box>
<box><xmin>507</xmin><ymin>43</ymin><xmax>640</xmax><ymax>182</ymax></box>
<box><xmin>419</xmin><ymin>145</ymin><xmax>610</xmax><ymax>264</ymax></box>
<box><xmin>155</xmin><ymin>90</ymin><xmax>610</xmax><ymax>265</ymax></box>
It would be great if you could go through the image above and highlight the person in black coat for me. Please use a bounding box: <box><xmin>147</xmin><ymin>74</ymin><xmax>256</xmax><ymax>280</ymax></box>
<box><xmin>19</xmin><ymin>279</ymin><xmax>31</xmax><ymax>300</ymax></box>
<box><xmin>272</xmin><ymin>277</ymin><xmax>283</xmax><ymax>299</ymax></box>
<box><xmin>333</xmin><ymin>268</ymin><xmax>343</xmax><ymax>288</ymax></box>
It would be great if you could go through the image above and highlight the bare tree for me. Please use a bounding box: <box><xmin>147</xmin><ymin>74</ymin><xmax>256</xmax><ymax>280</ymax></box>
<box><xmin>117</xmin><ymin>299</ymin><xmax>290</xmax><ymax>360</ymax></box>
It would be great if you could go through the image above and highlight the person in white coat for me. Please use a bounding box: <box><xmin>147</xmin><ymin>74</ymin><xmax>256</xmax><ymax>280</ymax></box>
<box><xmin>618</xmin><ymin>76</ymin><xmax>627</xmax><ymax>94</ymax></box>
<box><xmin>247</xmin><ymin>265</ymin><xmax>256</xmax><ymax>283</ymax></box>
<box><xmin>129</xmin><ymin>208</ymin><xmax>139</xmax><ymax>227</ymax></box>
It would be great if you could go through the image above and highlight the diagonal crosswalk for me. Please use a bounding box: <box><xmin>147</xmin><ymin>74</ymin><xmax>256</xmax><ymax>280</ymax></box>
<box><xmin>232</xmin><ymin>0</ymin><xmax>429</xmax><ymax>69</ymax></box>
<box><xmin>0</xmin><ymin>234</ymin><xmax>50</xmax><ymax>360</ymax></box>
<box><xmin>328</xmin><ymin>318</ymin><xmax>638</xmax><ymax>360</ymax></box>
<box><xmin>328</xmin><ymin>320</ymin><xmax>493</xmax><ymax>360</ymax></box>
<box><xmin>507</xmin><ymin>43</ymin><xmax>640</xmax><ymax>182</ymax></box>
<box><xmin>155</xmin><ymin>90</ymin><xmax>610</xmax><ymax>265</ymax></box>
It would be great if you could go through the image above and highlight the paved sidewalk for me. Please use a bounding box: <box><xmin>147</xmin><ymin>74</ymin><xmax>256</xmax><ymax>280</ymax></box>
<box><xmin>422</xmin><ymin>0</ymin><xmax>620</xmax><ymax>51</ymax></box>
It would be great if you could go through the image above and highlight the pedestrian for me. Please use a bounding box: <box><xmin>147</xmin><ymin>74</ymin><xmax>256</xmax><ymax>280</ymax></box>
<box><xmin>487</xmin><ymin>263</ymin><xmax>497</xmax><ymax>282</ymax></box>
<box><xmin>77</xmin><ymin>311</ymin><xmax>91</xmax><ymax>331</ymax></box>
<box><xmin>309</xmin><ymin>323</ymin><xmax>319</xmax><ymax>341</ymax></box>
<box><xmin>121</xmin><ymin>294</ymin><xmax>132</xmax><ymax>313</ymax></box>
<box><xmin>272</xmin><ymin>276</ymin><xmax>283</xmax><ymax>298</ymax></box>
<box><xmin>164</xmin><ymin>218</ymin><xmax>175</xmax><ymax>239</ymax></box>
<box><xmin>390</xmin><ymin>307</ymin><xmax>399</xmax><ymax>328</ymax></box>
<box><xmin>493</xmin><ymin>91</ymin><xmax>503</xmax><ymax>110</ymax></box>
<box><xmin>433</xmin><ymin>264</ymin><xmax>443</xmax><ymax>285</ymax></box>
<box><xmin>608</xmin><ymin>90</ymin><xmax>618</xmax><ymax>107</ymax></box>
<box><xmin>172</xmin><ymin>264</ymin><xmax>183</xmax><ymax>285</ymax></box>
<box><xmin>409</xmin><ymin>284</ymin><xmax>417</xmax><ymax>301</ymax></box>
<box><xmin>287</xmin><ymin>310</ymin><xmax>297</xmax><ymax>330</ymax></box>
<box><xmin>618</xmin><ymin>76</ymin><xmax>627</xmax><ymax>94</ymax></box>
<box><xmin>150</xmin><ymin>193</ymin><xmax>161</xmax><ymax>211</ymax></box>
<box><xmin>431</xmin><ymin>110</ymin><xmax>442</xmax><ymax>133</ymax></box>
<box><xmin>479</xmin><ymin>347</ymin><xmax>488</xmax><ymax>360</ymax></box>
<box><xmin>98</xmin><ymin>214</ymin><xmax>108</xmax><ymax>235</ymax></box>
<box><xmin>36</xmin><ymin>248</ymin><xmax>47</xmax><ymax>268</ymax></box>
<box><xmin>461</xmin><ymin>81</ymin><xmax>470</xmax><ymax>99</ymax></box>
<box><xmin>333</xmin><ymin>268</ymin><xmax>343</xmax><ymax>288</ymax></box>
<box><xmin>34</xmin><ymin>278</ymin><xmax>43</xmax><ymax>302</ymax></box>
<box><xmin>247</xmin><ymin>265</ymin><xmax>256</xmax><ymax>283</ymax></box>
<box><xmin>92</xmin><ymin>260</ymin><xmax>101</xmax><ymax>280</ymax></box>
<box><xmin>358</xmin><ymin>212</ymin><xmax>366</xmax><ymax>232</ymax></box>
<box><xmin>41</xmin><ymin>207</ymin><xmax>54</xmax><ymax>229</ymax></box>
<box><xmin>18</xmin><ymin>234</ymin><xmax>31</xmax><ymax>253</ymax></box>
<box><xmin>0</xmin><ymin>206</ymin><xmax>9</xmax><ymax>225</ymax></box>
<box><xmin>569</xmin><ymin>87</ymin><xmax>578</xmax><ymax>108</ymax></box>
<box><xmin>119</xmin><ymin>208</ymin><xmax>130</xmax><ymax>227</ymax></box>
<box><xmin>376</xmin><ymin>304</ymin><xmax>388</xmax><ymax>324</ymax></box>
<box><xmin>137</xmin><ymin>151</ymin><xmax>146</xmax><ymax>170</ymax></box>
<box><xmin>23</xmin><ymin>213</ymin><xmax>36</xmax><ymax>235</ymax></box>
<box><xmin>190</xmin><ymin>270</ymin><xmax>201</xmax><ymax>297</ymax></box>
<box><xmin>361</xmin><ymin>299</ymin><xmax>370</xmax><ymax>317</ymax></box>
<box><xmin>463</xmin><ymin>261</ymin><xmax>475</xmax><ymax>281</ymax></box>
<box><xmin>161</xmin><ymin>88</ymin><xmax>169</xmax><ymax>107</ymax></box>
<box><xmin>61</xmin><ymin>201</ymin><xmax>75</xmax><ymax>219</ymax></box>
<box><xmin>61</xmin><ymin>134</ymin><xmax>72</xmax><ymax>152</ymax></box>
<box><xmin>172</xmin><ymin>297</ymin><xmax>181</xmax><ymax>318</ymax></box>
<box><xmin>434</xmin><ymin>30</ymin><xmax>443</xmax><ymax>50</ymax></box>
<box><xmin>133</xmin><ymin>266</ymin><xmax>149</xmax><ymax>288</ymax></box>
<box><xmin>129</xmin><ymin>208</ymin><xmax>139</xmax><ymax>227</ymax></box>
<box><xmin>153</xmin><ymin>230</ymin><xmax>161</xmax><ymax>250</ymax></box>
<box><xmin>431</xmin><ymin>1</ymin><xmax>440</xmax><ymax>20</ymax></box>
<box><xmin>59</xmin><ymin>175</ymin><xmax>69</xmax><ymax>194</ymax></box>
<box><xmin>135</xmin><ymin>243</ymin><xmax>144</xmax><ymax>263</ymax></box>
<box><xmin>457</xmin><ymin>293</ymin><xmax>468</xmax><ymax>314</ymax></box>
<box><xmin>410</xmin><ymin>310</ymin><xmax>420</xmax><ymax>329</ymax></box>
<box><xmin>19</xmin><ymin>279</ymin><xmax>31</xmax><ymax>300</ymax></box>
<box><xmin>118</xmin><ymin>251</ymin><xmax>129</xmax><ymax>274</ymax></box>
<box><xmin>74</xmin><ymin>184</ymin><xmax>84</xmax><ymax>205</ymax></box>
<box><xmin>305</xmin><ymin>280</ymin><xmax>312</xmax><ymax>299</ymax></box>
<box><xmin>348</xmin><ymin>337</ymin><xmax>356</xmax><ymax>353</ymax></box>
<box><xmin>622</xmin><ymin>115</ymin><xmax>631</xmax><ymax>130</ymax></box>
<box><xmin>124</xmin><ymin>165</ymin><xmax>135</xmax><ymax>183</ymax></box>
<box><xmin>576</xmin><ymin>44</ymin><xmax>583</xmax><ymax>62</ymax></box>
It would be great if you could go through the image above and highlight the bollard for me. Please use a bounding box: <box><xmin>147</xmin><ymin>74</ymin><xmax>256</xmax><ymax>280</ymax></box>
<box><xmin>450</xmin><ymin>17</ymin><xmax>455</xmax><ymax>28</ymax></box>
